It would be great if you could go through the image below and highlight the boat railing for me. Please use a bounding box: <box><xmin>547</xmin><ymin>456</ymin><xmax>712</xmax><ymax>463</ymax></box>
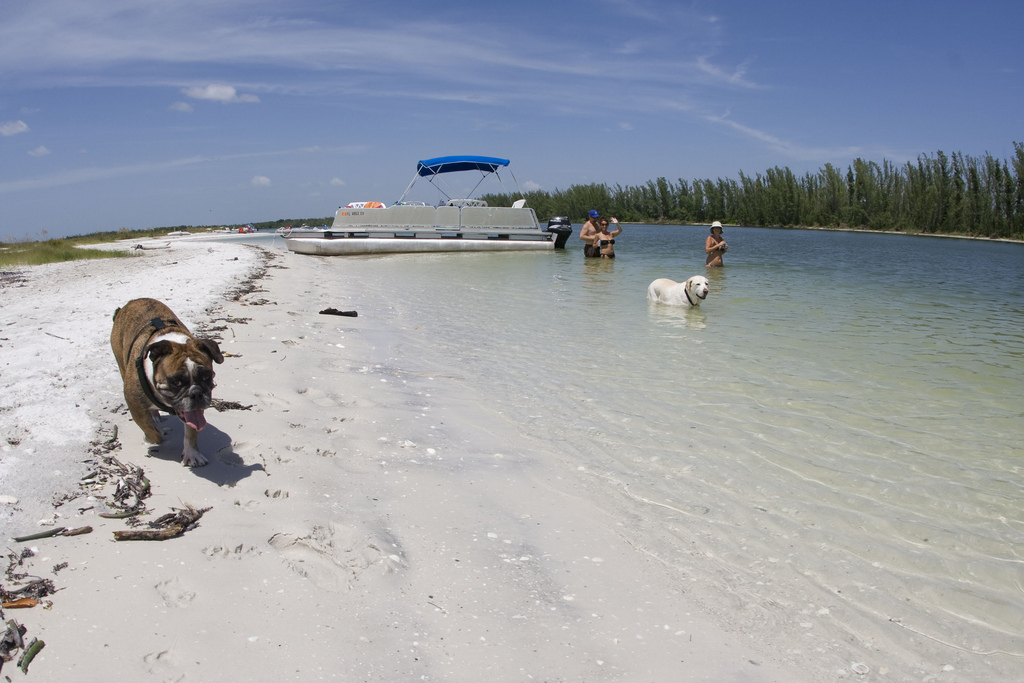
<box><xmin>461</xmin><ymin>206</ymin><xmax>539</xmax><ymax>230</ymax></box>
<box><xmin>331</xmin><ymin>204</ymin><xmax>540</xmax><ymax>233</ymax></box>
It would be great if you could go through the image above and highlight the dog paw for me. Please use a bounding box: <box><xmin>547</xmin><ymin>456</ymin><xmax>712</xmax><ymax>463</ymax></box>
<box><xmin>181</xmin><ymin>448</ymin><xmax>208</xmax><ymax>467</ymax></box>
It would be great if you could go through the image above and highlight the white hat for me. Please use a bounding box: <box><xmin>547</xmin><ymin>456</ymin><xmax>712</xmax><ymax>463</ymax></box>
<box><xmin>710</xmin><ymin>221</ymin><xmax>723</xmax><ymax>232</ymax></box>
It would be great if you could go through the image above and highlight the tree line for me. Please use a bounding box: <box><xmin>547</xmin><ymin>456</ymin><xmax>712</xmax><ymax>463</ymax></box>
<box><xmin>482</xmin><ymin>143</ymin><xmax>1024</xmax><ymax>239</ymax></box>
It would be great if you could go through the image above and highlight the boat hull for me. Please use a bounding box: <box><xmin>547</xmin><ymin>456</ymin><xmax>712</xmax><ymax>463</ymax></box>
<box><xmin>285</xmin><ymin>237</ymin><xmax>555</xmax><ymax>255</ymax></box>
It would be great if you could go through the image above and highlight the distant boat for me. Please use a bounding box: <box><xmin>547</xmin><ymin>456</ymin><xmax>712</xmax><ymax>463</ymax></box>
<box><xmin>283</xmin><ymin>156</ymin><xmax>573</xmax><ymax>255</ymax></box>
<box><xmin>166</xmin><ymin>231</ymin><xmax>191</xmax><ymax>237</ymax></box>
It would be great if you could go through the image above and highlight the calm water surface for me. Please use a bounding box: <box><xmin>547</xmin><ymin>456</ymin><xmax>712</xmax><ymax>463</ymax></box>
<box><xmin>259</xmin><ymin>226</ymin><xmax>1024</xmax><ymax>679</ymax></box>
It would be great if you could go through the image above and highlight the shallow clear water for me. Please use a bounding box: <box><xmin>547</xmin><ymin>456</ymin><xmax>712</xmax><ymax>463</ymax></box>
<box><xmin>260</xmin><ymin>226</ymin><xmax>1024</xmax><ymax>677</ymax></box>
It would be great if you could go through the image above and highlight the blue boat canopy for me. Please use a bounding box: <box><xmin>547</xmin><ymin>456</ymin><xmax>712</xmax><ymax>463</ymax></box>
<box><xmin>416</xmin><ymin>156</ymin><xmax>510</xmax><ymax>177</ymax></box>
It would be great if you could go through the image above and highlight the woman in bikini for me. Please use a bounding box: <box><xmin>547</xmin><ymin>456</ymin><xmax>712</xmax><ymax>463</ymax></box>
<box><xmin>705</xmin><ymin>221</ymin><xmax>728</xmax><ymax>267</ymax></box>
<box><xmin>594</xmin><ymin>217</ymin><xmax>622</xmax><ymax>259</ymax></box>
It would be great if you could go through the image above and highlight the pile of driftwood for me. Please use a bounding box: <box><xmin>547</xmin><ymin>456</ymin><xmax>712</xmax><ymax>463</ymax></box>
<box><xmin>82</xmin><ymin>432</ymin><xmax>210</xmax><ymax>540</ymax></box>
<box><xmin>0</xmin><ymin>426</ymin><xmax>215</xmax><ymax>674</ymax></box>
<box><xmin>0</xmin><ymin>619</ymin><xmax>43</xmax><ymax>674</ymax></box>
<box><xmin>0</xmin><ymin>548</ymin><xmax>54</xmax><ymax>673</ymax></box>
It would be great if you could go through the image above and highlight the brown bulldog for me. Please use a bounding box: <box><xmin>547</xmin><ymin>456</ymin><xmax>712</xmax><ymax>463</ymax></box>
<box><xmin>110</xmin><ymin>298</ymin><xmax>224</xmax><ymax>467</ymax></box>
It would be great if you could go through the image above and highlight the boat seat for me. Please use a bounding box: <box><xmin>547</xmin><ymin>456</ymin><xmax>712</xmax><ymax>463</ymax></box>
<box><xmin>435</xmin><ymin>205</ymin><xmax>460</xmax><ymax>229</ymax></box>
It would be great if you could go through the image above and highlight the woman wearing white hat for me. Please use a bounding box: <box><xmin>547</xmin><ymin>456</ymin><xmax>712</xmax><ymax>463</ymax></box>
<box><xmin>705</xmin><ymin>221</ymin><xmax>728</xmax><ymax>267</ymax></box>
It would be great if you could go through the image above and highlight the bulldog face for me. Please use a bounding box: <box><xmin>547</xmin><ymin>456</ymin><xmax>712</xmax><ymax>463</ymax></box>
<box><xmin>146</xmin><ymin>337</ymin><xmax>224</xmax><ymax>431</ymax></box>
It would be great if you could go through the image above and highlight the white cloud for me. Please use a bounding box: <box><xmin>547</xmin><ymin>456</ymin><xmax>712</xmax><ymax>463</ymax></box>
<box><xmin>183</xmin><ymin>84</ymin><xmax>259</xmax><ymax>104</ymax></box>
<box><xmin>169</xmin><ymin>101</ymin><xmax>194</xmax><ymax>113</ymax></box>
<box><xmin>522</xmin><ymin>180</ymin><xmax>541</xmax><ymax>192</ymax></box>
<box><xmin>1</xmin><ymin>120</ymin><xmax>29</xmax><ymax>136</ymax></box>
<box><xmin>696</xmin><ymin>56</ymin><xmax>758</xmax><ymax>88</ymax></box>
<box><xmin>28</xmin><ymin>145</ymin><xmax>50</xmax><ymax>157</ymax></box>
<box><xmin>251</xmin><ymin>175</ymin><xmax>271</xmax><ymax>187</ymax></box>
<box><xmin>330</xmin><ymin>177</ymin><xmax>345</xmax><ymax>186</ymax></box>
<box><xmin>620</xmin><ymin>122</ymin><xmax>634</xmax><ymax>131</ymax></box>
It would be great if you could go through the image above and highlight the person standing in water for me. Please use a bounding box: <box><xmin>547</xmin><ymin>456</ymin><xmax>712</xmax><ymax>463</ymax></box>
<box><xmin>705</xmin><ymin>221</ymin><xmax>728</xmax><ymax>267</ymax></box>
<box><xmin>580</xmin><ymin>209</ymin><xmax>603</xmax><ymax>258</ymax></box>
<box><xmin>594</xmin><ymin>216</ymin><xmax>622</xmax><ymax>258</ymax></box>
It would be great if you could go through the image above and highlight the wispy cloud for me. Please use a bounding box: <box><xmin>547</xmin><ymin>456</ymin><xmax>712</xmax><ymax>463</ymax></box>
<box><xmin>0</xmin><ymin>2</ymin><xmax>750</xmax><ymax>106</ymax></box>
<box><xmin>0</xmin><ymin>156</ymin><xmax>208</xmax><ymax>194</ymax></box>
<box><xmin>1</xmin><ymin>120</ymin><xmax>29</xmax><ymax>136</ymax></box>
<box><xmin>169</xmin><ymin>101</ymin><xmax>193</xmax><ymax>113</ymax></box>
<box><xmin>696</xmin><ymin>56</ymin><xmax>759</xmax><ymax>88</ymax></box>
<box><xmin>330</xmin><ymin>177</ymin><xmax>345</xmax><ymax>186</ymax></box>
<box><xmin>183</xmin><ymin>84</ymin><xmax>259</xmax><ymax>103</ymax></box>
<box><xmin>28</xmin><ymin>145</ymin><xmax>50</xmax><ymax>157</ymax></box>
<box><xmin>251</xmin><ymin>175</ymin><xmax>271</xmax><ymax>187</ymax></box>
<box><xmin>703</xmin><ymin>111</ymin><xmax>884</xmax><ymax>162</ymax></box>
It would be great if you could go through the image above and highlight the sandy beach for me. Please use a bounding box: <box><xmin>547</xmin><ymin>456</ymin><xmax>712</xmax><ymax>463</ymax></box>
<box><xmin>0</xmin><ymin>239</ymin><xmax>815</xmax><ymax>681</ymax></box>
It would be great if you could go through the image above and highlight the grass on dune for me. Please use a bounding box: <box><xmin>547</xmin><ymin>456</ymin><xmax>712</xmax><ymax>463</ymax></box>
<box><xmin>0</xmin><ymin>239</ymin><xmax>137</xmax><ymax>267</ymax></box>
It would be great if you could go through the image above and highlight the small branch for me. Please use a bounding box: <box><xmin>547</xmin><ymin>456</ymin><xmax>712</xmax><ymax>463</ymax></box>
<box><xmin>114</xmin><ymin>525</ymin><xmax>184</xmax><ymax>541</ymax></box>
<box><xmin>12</xmin><ymin>527</ymin><xmax>66</xmax><ymax>543</ymax></box>
<box><xmin>17</xmin><ymin>638</ymin><xmax>44</xmax><ymax>673</ymax></box>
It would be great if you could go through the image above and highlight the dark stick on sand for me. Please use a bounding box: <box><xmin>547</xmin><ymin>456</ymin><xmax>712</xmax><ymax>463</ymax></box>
<box><xmin>113</xmin><ymin>505</ymin><xmax>210</xmax><ymax>541</ymax></box>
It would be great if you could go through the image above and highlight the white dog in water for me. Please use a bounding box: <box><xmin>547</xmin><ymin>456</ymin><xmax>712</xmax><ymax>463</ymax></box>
<box><xmin>647</xmin><ymin>275</ymin><xmax>710</xmax><ymax>307</ymax></box>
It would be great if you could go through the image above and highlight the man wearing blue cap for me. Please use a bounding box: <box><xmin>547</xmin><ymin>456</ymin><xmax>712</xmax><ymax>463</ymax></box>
<box><xmin>580</xmin><ymin>209</ymin><xmax>604</xmax><ymax>258</ymax></box>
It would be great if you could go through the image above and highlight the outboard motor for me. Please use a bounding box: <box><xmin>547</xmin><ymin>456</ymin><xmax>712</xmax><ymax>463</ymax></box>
<box><xmin>545</xmin><ymin>216</ymin><xmax>573</xmax><ymax>249</ymax></box>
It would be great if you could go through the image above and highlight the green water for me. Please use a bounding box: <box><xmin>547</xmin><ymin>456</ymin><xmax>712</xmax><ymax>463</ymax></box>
<box><xmin>269</xmin><ymin>226</ymin><xmax>1024</xmax><ymax>679</ymax></box>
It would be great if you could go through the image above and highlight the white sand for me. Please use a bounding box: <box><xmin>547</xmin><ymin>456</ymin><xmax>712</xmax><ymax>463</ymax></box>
<box><xmin>0</xmin><ymin>239</ymin><xmax>812</xmax><ymax>681</ymax></box>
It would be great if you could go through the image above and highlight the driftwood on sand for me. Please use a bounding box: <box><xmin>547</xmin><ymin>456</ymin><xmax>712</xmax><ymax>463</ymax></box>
<box><xmin>318</xmin><ymin>307</ymin><xmax>358</xmax><ymax>317</ymax></box>
<box><xmin>0</xmin><ymin>619</ymin><xmax>43</xmax><ymax>674</ymax></box>
<box><xmin>113</xmin><ymin>504</ymin><xmax>211</xmax><ymax>541</ymax></box>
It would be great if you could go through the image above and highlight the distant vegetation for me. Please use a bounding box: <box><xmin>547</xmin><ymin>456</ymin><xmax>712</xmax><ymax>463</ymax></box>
<box><xmin>0</xmin><ymin>218</ymin><xmax>332</xmax><ymax>267</ymax></box>
<box><xmin>8</xmin><ymin>142</ymin><xmax>1023</xmax><ymax>261</ymax></box>
<box><xmin>58</xmin><ymin>217</ymin><xmax>333</xmax><ymax>245</ymax></box>
<box><xmin>483</xmin><ymin>143</ymin><xmax>1024</xmax><ymax>240</ymax></box>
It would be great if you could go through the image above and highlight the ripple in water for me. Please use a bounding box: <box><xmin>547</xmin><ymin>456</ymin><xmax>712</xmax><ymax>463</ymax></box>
<box><xmin>303</xmin><ymin>227</ymin><xmax>1024</xmax><ymax>680</ymax></box>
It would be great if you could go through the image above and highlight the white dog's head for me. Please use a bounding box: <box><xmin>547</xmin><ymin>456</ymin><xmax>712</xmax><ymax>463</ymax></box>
<box><xmin>686</xmin><ymin>276</ymin><xmax>709</xmax><ymax>302</ymax></box>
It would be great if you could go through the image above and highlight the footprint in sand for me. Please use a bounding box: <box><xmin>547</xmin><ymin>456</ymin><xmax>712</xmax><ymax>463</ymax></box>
<box><xmin>268</xmin><ymin>522</ymin><xmax>405</xmax><ymax>592</ymax></box>
<box><xmin>265</xmin><ymin>489</ymin><xmax>290</xmax><ymax>499</ymax></box>
<box><xmin>155</xmin><ymin>577</ymin><xmax>195</xmax><ymax>608</ymax></box>
<box><xmin>296</xmin><ymin>386</ymin><xmax>343</xmax><ymax>408</ymax></box>
<box><xmin>254</xmin><ymin>391</ymin><xmax>291</xmax><ymax>410</ymax></box>
<box><xmin>202</xmin><ymin>543</ymin><xmax>262</xmax><ymax>560</ymax></box>
<box><xmin>143</xmin><ymin>648</ymin><xmax>182</xmax><ymax>680</ymax></box>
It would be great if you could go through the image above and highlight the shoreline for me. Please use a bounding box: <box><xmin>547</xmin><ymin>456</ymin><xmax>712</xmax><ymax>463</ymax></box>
<box><xmin>636</xmin><ymin>221</ymin><xmax>1024</xmax><ymax>244</ymax></box>
<box><xmin>0</xmin><ymin>243</ymin><xmax>811</xmax><ymax>681</ymax></box>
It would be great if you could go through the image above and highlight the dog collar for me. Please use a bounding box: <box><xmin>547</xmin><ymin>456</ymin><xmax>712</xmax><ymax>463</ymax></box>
<box><xmin>684</xmin><ymin>289</ymin><xmax>696</xmax><ymax>306</ymax></box>
<box><xmin>131</xmin><ymin>318</ymin><xmax>180</xmax><ymax>414</ymax></box>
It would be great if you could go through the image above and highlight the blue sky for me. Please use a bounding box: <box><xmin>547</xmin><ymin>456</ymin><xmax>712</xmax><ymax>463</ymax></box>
<box><xmin>1</xmin><ymin>0</ymin><xmax>1021</xmax><ymax>240</ymax></box>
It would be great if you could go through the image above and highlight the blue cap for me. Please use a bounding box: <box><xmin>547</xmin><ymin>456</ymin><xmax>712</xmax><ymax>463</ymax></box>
<box><xmin>588</xmin><ymin>209</ymin><xmax>600</xmax><ymax>219</ymax></box>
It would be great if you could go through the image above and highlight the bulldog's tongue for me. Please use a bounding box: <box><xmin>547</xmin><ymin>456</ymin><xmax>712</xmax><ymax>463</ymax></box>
<box><xmin>179</xmin><ymin>409</ymin><xmax>207</xmax><ymax>431</ymax></box>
